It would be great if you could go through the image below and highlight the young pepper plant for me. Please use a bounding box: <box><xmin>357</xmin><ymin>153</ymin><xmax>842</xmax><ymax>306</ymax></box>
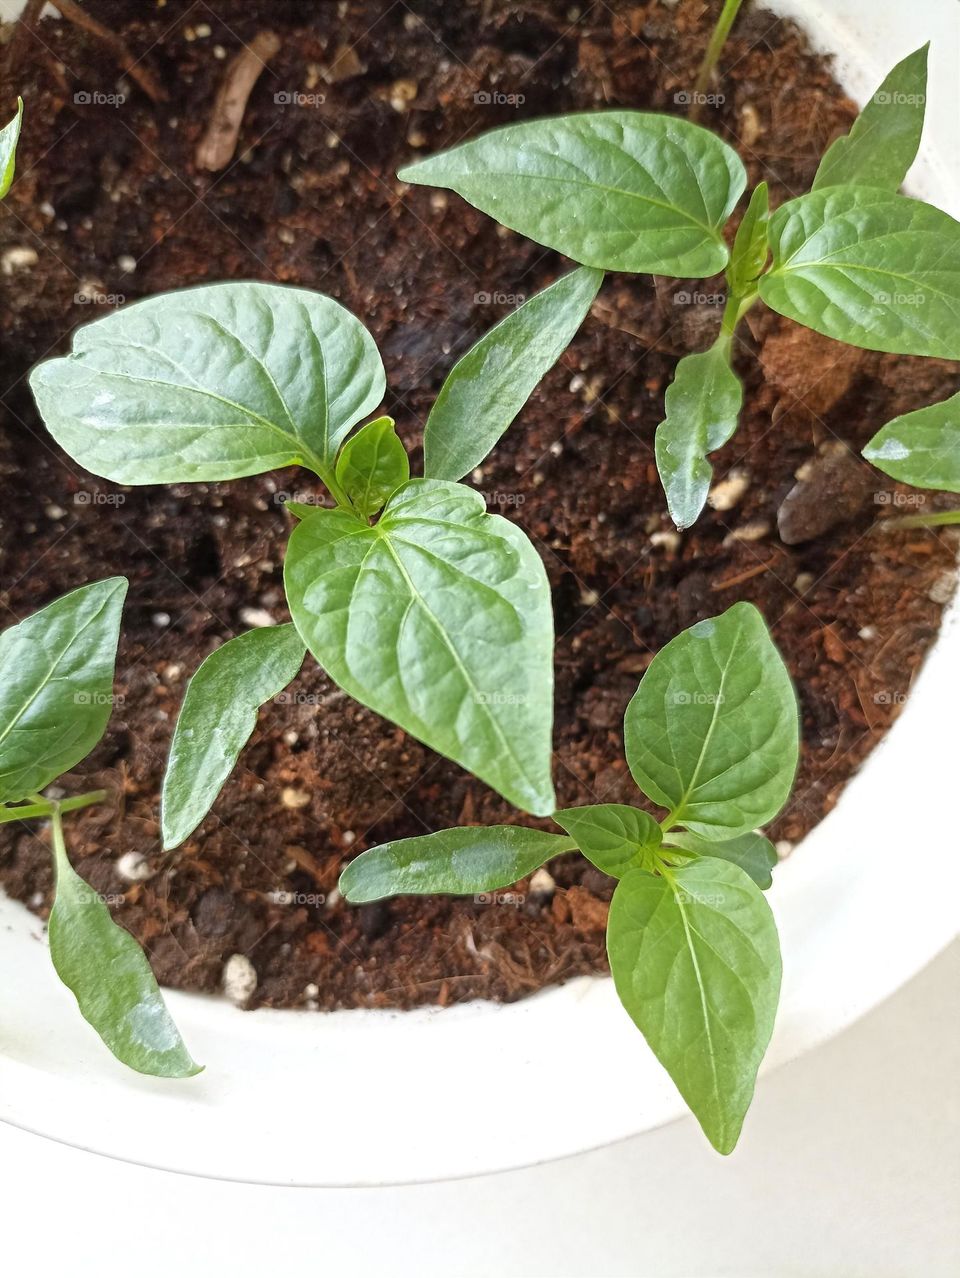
<box><xmin>339</xmin><ymin>602</ymin><xmax>799</xmax><ymax>1154</ymax></box>
<box><xmin>398</xmin><ymin>44</ymin><xmax>960</xmax><ymax>530</ymax></box>
<box><xmin>29</xmin><ymin>272</ymin><xmax>601</xmax><ymax>843</ymax></box>
<box><xmin>0</xmin><ymin>580</ymin><xmax>199</xmax><ymax>1077</ymax></box>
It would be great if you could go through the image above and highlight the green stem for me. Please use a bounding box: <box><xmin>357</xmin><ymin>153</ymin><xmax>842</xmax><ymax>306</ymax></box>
<box><xmin>49</xmin><ymin>801</ymin><xmax>68</xmax><ymax>873</ymax></box>
<box><xmin>0</xmin><ymin>788</ymin><xmax>107</xmax><ymax>825</ymax></box>
<box><xmin>692</xmin><ymin>0</ymin><xmax>746</xmax><ymax>118</ymax></box>
<box><xmin>879</xmin><ymin>509</ymin><xmax>960</xmax><ymax>531</ymax></box>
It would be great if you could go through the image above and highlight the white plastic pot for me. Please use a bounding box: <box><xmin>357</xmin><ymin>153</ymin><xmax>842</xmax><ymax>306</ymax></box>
<box><xmin>1</xmin><ymin>0</ymin><xmax>957</xmax><ymax>1187</ymax></box>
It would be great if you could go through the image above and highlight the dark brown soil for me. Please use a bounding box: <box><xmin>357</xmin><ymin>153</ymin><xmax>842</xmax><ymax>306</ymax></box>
<box><xmin>0</xmin><ymin>1</ymin><xmax>957</xmax><ymax>1011</ymax></box>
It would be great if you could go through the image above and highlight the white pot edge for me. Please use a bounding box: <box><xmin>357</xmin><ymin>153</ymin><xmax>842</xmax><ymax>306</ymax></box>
<box><xmin>0</xmin><ymin>0</ymin><xmax>958</xmax><ymax>1186</ymax></box>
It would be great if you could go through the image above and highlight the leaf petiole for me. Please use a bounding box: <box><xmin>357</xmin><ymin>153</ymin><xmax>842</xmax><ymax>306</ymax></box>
<box><xmin>0</xmin><ymin>789</ymin><xmax>108</xmax><ymax>824</ymax></box>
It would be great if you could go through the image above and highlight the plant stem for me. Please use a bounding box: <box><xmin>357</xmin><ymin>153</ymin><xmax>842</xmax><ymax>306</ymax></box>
<box><xmin>0</xmin><ymin>788</ymin><xmax>107</xmax><ymax>825</ymax></box>
<box><xmin>880</xmin><ymin>509</ymin><xmax>960</xmax><ymax>531</ymax></box>
<box><xmin>691</xmin><ymin>0</ymin><xmax>745</xmax><ymax>120</ymax></box>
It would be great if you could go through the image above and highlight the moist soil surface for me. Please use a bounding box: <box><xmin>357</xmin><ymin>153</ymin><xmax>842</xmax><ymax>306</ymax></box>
<box><xmin>0</xmin><ymin>0</ymin><xmax>957</xmax><ymax>1010</ymax></box>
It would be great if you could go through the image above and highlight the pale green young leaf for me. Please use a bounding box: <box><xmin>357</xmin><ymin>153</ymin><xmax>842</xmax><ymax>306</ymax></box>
<box><xmin>552</xmin><ymin>803</ymin><xmax>661</xmax><ymax>877</ymax></box>
<box><xmin>655</xmin><ymin>342</ymin><xmax>743</xmax><ymax>530</ymax></box>
<box><xmin>664</xmin><ymin>829</ymin><xmax>778</xmax><ymax>889</ymax></box>
<box><xmin>863</xmin><ymin>390</ymin><xmax>960</xmax><ymax>492</ymax></box>
<box><xmin>0</xmin><ymin>578</ymin><xmax>126</xmax><ymax>804</ymax></box>
<box><xmin>812</xmin><ymin>45</ymin><xmax>928</xmax><ymax>193</ymax></box>
<box><xmin>727</xmin><ymin>182</ymin><xmax>769</xmax><ymax>295</ymax></box>
<box><xmin>0</xmin><ymin>97</ymin><xmax>23</xmax><ymax>200</ymax></box>
<box><xmin>424</xmin><ymin>267</ymin><xmax>603</xmax><ymax>482</ymax></box>
<box><xmin>340</xmin><ymin>825</ymin><xmax>575</xmax><ymax>903</ymax></box>
<box><xmin>49</xmin><ymin>812</ymin><xmax>201</xmax><ymax>1078</ymax></box>
<box><xmin>335</xmin><ymin>415</ymin><xmax>409</xmax><ymax>517</ymax></box>
<box><xmin>399</xmin><ymin>112</ymin><xmax>746</xmax><ymax>277</ymax></box>
<box><xmin>759</xmin><ymin>187</ymin><xmax>960</xmax><ymax>359</ymax></box>
<box><xmin>29</xmin><ymin>282</ymin><xmax>385</xmax><ymax>483</ymax></box>
<box><xmin>284</xmin><ymin>479</ymin><xmax>556</xmax><ymax>815</ymax></box>
<box><xmin>161</xmin><ymin>624</ymin><xmax>306</xmax><ymax>850</ymax></box>
<box><xmin>607</xmin><ymin>858</ymin><xmax>781</xmax><ymax>1154</ymax></box>
<box><xmin>624</xmin><ymin>603</ymin><xmax>798</xmax><ymax>839</ymax></box>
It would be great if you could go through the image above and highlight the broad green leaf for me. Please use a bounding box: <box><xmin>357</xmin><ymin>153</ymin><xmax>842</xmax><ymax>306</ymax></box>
<box><xmin>759</xmin><ymin>187</ymin><xmax>960</xmax><ymax>359</ymax></box>
<box><xmin>552</xmin><ymin>803</ymin><xmax>661</xmax><ymax>877</ymax></box>
<box><xmin>607</xmin><ymin>859</ymin><xmax>781</xmax><ymax>1153</ymax></box>
<box><xmin>0</xmin><ymin>578</ymin><xmax>127</xmax><ymax>804</ymax></box>
<box><xmin>30</xmin><ymin>282</ymin><xmax>385</xmax><ymax>483</ymax></box>
<box><xmin>340</xmin><ymin>825</ymin><xmax>575</xmax><ymax>902</ymax></box>
<box><xmin>727</xmin><ymin>182</ymin><xmax>769</xmax><ymax>296</ymax></box>
<box><xmin>624</xmin><ymin>603</ymin><xmax>798</xmax><ymax>839</ymax></box>
<box><xmin>335</xmin><ymin>415</ymin><xmax>409</xmax><ymax>517</ymax></box>
<box><xmin>161</xmin><ymin>624</ymin><xmax>306</xmax><ymax>850</ymax></box>
<box><xmin>424</xmin><ymin>267</ymin><xmax>603</xmax><ymax>482</ymax></box>
<box><xmin>664</xmin><ymin>829</ymin><xmax>778</xmax><ymax>890</ymax></box>
<box><xmin>813</xmin><ymin>45</ymin><xmax>928</xmax><ymax>193</ymax></box>
<box><xmin>0</xmin><ymin>97</ymin><xmax>23</xmax><ymax>199</ymax></box>
<box><xmin>863</xmin><ymin>390</ymin><xmax>960</xmax><ymax>492</ymax></box>
<box><xmin>285</xmin><ymin>479</ymin><xmax>556</xmax><ymax>815</ymax></box>
<box><xmin>49</xmin><ymin>812</ymin><xmax>200</xmax><ymax>1078</ymax></box>
<box><xmin>399</xmin><ymin>112</ymin><xmax>746</xmax><ymax>276</ymax></box>
<box><xmin>655</xmin><ymin>342</ymin><xmax>743</xmax><ymax>530</ymax></box>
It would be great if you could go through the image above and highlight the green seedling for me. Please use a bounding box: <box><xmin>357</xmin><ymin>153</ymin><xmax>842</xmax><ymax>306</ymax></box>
<box><xmin>399</xmin><ymin>45</ymin><xmax>960</xmax><ymax>529</ymax></box>
<box><xmin>29</xmin><ymin>273</ymin><xmax>601</xmax><ymax>841</ymax></box>
<box><xmin>0</xmin><ymin>580</ymin><xmax>199</xmax><ymax>1077</ymax></box>
<box><xmin>340</xmin><ymin>603</ymin><xmax>799</xmax><ymax>1153</ymax></box>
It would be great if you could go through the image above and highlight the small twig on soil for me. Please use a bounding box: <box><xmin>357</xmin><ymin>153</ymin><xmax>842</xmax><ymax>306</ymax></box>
<box><xmin>711</xmin><ymin>555</ymin><xmax>779</xmax><ymax>592</ymax></box>
<box><xmin>195</xmin><ymin>30</ymin><xmax>282</xmax><ymax>172</ymax></box>
<box><xmin>48</xmin><ymin>0</ymin><xmax>168</xmax><ymax>103</ymax></box>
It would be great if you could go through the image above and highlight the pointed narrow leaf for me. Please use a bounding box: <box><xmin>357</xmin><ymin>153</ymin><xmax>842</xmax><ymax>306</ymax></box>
<box><xmin>0</xmin><ymin>97</ymin><xmax>23</xmax><ymax>199</ymax></box>
<box><xmin>0</xmin><ymin>578</ymin><xmax>127</xmax><ymax>804</ymax></box>
<box><xmin>340</xmin><ymin>825</ymin><xmax>574</xmax><ymax>902</ymax></box>
<box><xmin>553</xmin><ymin>803</ymin><xmax>661</xmax><ymax>877</ymax></box>
<box><xmin>285</xmin><ymin>479</ymin><xmax>556</xmax><ymax>815</ymax></box>
<box><xmin>624</xmin><ymin>603</ymin><xmax>798</xmax><ymax>839</ymax></box>
<box><xmin>335</xmin><ymin>415</ymin><xmax>409</xmax><ymax>517</ymax></box>
<box><xmin>399</xmin><ymin>112</ymin><xmax>746</xmax><ymax>276</ymax></box>
<box><xmin>863</xmin><ymin>390</ymin><xmax>960</xmax><ymax>492</ymax></box>
<box><xmin>759</xmin><ymin>187</ymin><xmax>960</xmax><ymax>359</ymax></box>
<box><xmin>161</xmin><ymin>624</ymin><xmax>306</xmax><ymax>850</ymax></box>
<box><xmin>608</xmin><ymin>859</ymin><xmax>781</xmax><ymax>1153</ymax></box>
<box><xmin>49</xmin><ymin>821</ymin><xmax>201</xmax><ymax>1078</ymax></box>
<box><xmin>727</xmin><ymin>182</ymin><xmax>769</xmax><ymax>295</ymax></box>
<box><xmin>813</xmin><ymin>45</ymin><xmax>928</xmax><ymax>192</ymax></box>
<box><xmin>424</xmin><ymin>267</ymin><xmax>603</xmax><ymax>482</ymax></box>
<box><xmin>664</xmin><ymin>829</ymin><xmax>778</xmax><ymax>889</ymax></box>
<box><xmin>655</xmin><ymin>342</ymin><xmax>743</xmax><ymax>530</ymax></box>
<box><xmin>29</xmin><ymin>282</ymin><xmax>385</xmax><ymax>483</ymax></box>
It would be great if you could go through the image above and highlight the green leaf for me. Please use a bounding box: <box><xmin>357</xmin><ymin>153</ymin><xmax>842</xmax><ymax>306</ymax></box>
<box><xmin>812</xmin><ymin>45</ymin><xmax>928</xmax><ymax>193</ymax></box>
<box><xmin>759</xmin><ymin>187</ymin><xmax>960</xmax><ymax>359</ymax></box>
<box><xmin>863</xmin><ymin>390</ymin><xmax>960</xmax><ymax>492</ymax></box>
<box><xmin>29</xmin><ymin>282</ymin><xmax>385</xmax><ymax>484</ymax></box>
<box><xmin>0</xmin><ymin>97</ymin><xmax>23</xmax><ymax>200</ymax></box>
<box><xmin>664</xmin><ymin>829</ymin><xmax>778</xmax><ymax>890</ymax></box>
<box><xmin>424</xmin><ymin>267</ymin><xmax>603</xmax><ymax>482</ymax></box>
<box><xmin>607</xmin><ymin>858</ymin><xmax>781</xmax><ymax>1153</ymax></box>
<box><xmin>399</xmin><ymin>112</ymin><xmax>746</xmax><ymax>276</ymax></box>
<box><xmin>161</xmin><ymin>624</ymin><xmax>306</xmax><ymax>850</ymax></box>
<box><xmin>655</xmin><ymin>342</ymin><xmax>743</xmax><ymax>531</ymax></box>
<box><xmin>340</xmin><ymin>825</ymin><xmax>575</xmax><ymax>902</ymax></box>
<box><xmin>48</xmin><ymin>810</ymin><xmax>200</xmax><ymax>1078</ymax></box>
<box><xmin>727</xmin><ymin>182</ymin><xmax>769</xmax><ymax>296</ymax></box>
<box><xmin>335</xmin><ymin>415</ymin><xmax>409</xmax><ymax>517</ymax></box>
<box><xmin>624</xmin><ymin>603</ymin><xmax>798</xmax><ymax>839</ymax></box>
<box><xmin>0</xmin><ymin>578</ymin><xmax>127</xmax><ymax>804</ymax></box>
<box><xmin>552</xmin><ymin>803</ymin><xmax>661</xmax><ymax>877</ymax></box>
<box><xmin>284</xmin><ymin>479</ymin><xmax>556</xmax><ymax>815</ymax></box>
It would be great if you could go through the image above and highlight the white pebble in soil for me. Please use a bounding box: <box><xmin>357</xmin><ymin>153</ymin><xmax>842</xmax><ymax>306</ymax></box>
<box><xmin>239</xmin><ymin>606</ymin><xmax>275</xmax><ymax>628</ymax></box>
<box><xmin>116</xmin><ymin>851</ymin><xmax>153</xmax><ymax>882</ymax></box>
<box><xmin>222</xmin><ymin>954</ymin><xmax>258</xmax><ymax>1005</ymax></box>
<box><xmin>529</xmin><ymin>867</ymin><xmax>556</xmax><ymax>896</ymax></box>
